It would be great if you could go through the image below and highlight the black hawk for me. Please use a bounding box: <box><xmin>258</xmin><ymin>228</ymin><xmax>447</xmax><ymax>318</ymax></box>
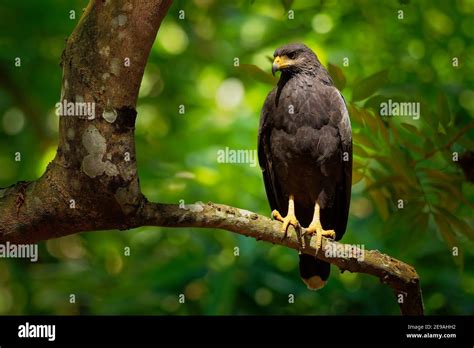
<box><xmin>258</xmin><ymin>43</ymin><xmax>352</xmax><ymax>290</ymax></box>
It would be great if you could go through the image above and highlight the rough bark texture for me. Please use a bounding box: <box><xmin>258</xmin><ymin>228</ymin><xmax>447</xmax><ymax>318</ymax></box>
<box><xmin>138</xmin><ymin>202</ymin><xmax>424</xmax><ymax>315</ymax></box>
<box><xmin>0</xmin><ymin>0</ymin><xmax>172</xmax><ymax>241</ymax></box>
<box><xmin>0</xmin><ymin>0</ymin><xmax>424</xmax><ymax>315</ymax></box>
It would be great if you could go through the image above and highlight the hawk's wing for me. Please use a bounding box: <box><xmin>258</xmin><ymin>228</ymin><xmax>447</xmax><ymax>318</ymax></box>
<box><xmin>332</xmin><ymin>88</ymin><xmax>352</xmax><ymax>239</ymax></box>
<box><xmin>258</xmin><ymin>89</ymin><xmax>284</xmax><ymax>214</ymax></box>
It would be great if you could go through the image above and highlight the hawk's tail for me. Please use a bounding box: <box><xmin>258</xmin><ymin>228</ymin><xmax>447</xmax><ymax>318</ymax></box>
<box><xmin>299</xmin><ymin>254</ymin><xmax>330</xmax><ymax>290</ymax></box>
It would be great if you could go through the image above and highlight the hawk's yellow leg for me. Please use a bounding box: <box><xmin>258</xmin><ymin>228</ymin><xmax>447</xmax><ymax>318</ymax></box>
<box><xmin>272</xmin><ymin>194</ymin><xmax>300</xmax><ymax>239</ymax></box>
<box><xmin>304</xmin><ymin>202</ymin><xmax>336</xmax><ymax>253</ymax></box>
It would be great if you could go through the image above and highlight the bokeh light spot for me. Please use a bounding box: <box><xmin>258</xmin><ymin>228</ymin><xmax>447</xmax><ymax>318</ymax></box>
<box><xmin>215</xmin><ymin>78</ymin><xmax>244</xmax><ymax>110</ymax></box>
<box><xmin>156</xmin><ymin>21</ymin><xmax>189</xmax><ymax>55</ymax></box>
<box><xmin>2</xmin><ymin>107</ymin><xmax>25</xmax><ymax>135</ymax></box>
<box><xmin>254</xmin><ymin>288</ymin><xmax>273</xmax><ymax>306</ymax></box>
<box><xmin>407</xmin><ymin>39</ymin><xmax>425</xmax><ymax>60</ymax></box>
<box><xmin>312</xmin><ymin>14</ymin><xmax>334</xmax><ymax>34</ymax></box>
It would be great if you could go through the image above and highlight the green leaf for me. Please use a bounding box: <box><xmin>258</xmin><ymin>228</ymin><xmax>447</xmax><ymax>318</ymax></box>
<box><xmin>373</xmin><ymin>191</ymin><xmax>390</xmax><ymax>220</ymax></box>
<box><xmin>365</xmin><ymin>175</ymin><xmax>403</xmax><ymax>192</ymax></box>
<box><xmin>401</xmin><ymin>122</ymin><xmax>421</xmax><ymax>136</ymax></box>
<box><xmin>437</xmin><ymin>121</ymin><xmax>447</xmax><ymax>135</ymax></box>
<box><xmin>328</xmin><ymin>63</ymin><xmax>346</xmax><ymax>90</ymax></box>
<box><xmin>379</xmin><ymin>121</ymin><xmax>390</xmax><ymax>143</ymax></box>
<box><xmin>361</xmin><ymin>108</ymin><xmax>381</xmax><ymax>134</ymax></box>
<box><xmin>437</xmin><ymin>92</ymin><xmax>453</xmax><ymax>127</ymax></box>
<box><xmin>433</xmin><ymin>205</ymin><xmax>474</xmax><ymax>241</ymax></box>
<box><xmin>420</xmin><ymin>168</ymin><xmax>452</xmax><ymax>182</ymax></box>
<box><xmin>347</xmin><ymin>104</ymin><xmax>365</xmax><ymax>126</ymax></box>
<box><xmin>430</xmin><ymin>182</ymin><xmax>462</xmax><ymax>210</ymax></box>
<box><xmin>433</xmin><ymin>213</ymin><xmax>463</xmax><ymax>267</ymax></box>
<box><xmin>352</xmin><ymin>170</ymin><xmax>365</xmax><ymax>185</ymax></box>
<box><xmin>352</xmin><ymin>159</ymin><xmax>367</xmax><ymax>171</ymax></box>
<box><xmin>364</xmin><ymin>95</ymin><xmax>386</xmax><ymax>113</ymax></box>
<box><xmin>391</xmin><ymin>124</ymin><xmax>399</xmax><ymax>143</ymax></box>
<box><xmin>236</xmin><ymin>64</ymin><xmax>277</xmax><ymax>85</ymax></box>
<box><xmin>450</xmin><ymin>216</ymin><xmax>474</xmax><ymax>241</ymax></box>
<box><xmin>401</xmin><ymin>139</ymin><xmax>424</xmax><ymax>155</ymax></box>
<box><xmin>353</xmin><ymin>144</ymin><xmax>369</xmax><ymax>157</ymax></box>
<box><xmin>352</xmin><ymin>70</ymin><xmax>389</xmax><ymax>102</ymax></box>
<box><xmin>366</xmin><ymin>180</ymin><xmax>390</xmax><ymax>220</ymax></box>
<box><xmin>353</xmin><ymin>132</ymin><xmax>377</xmax><ymax>150</ymax></box>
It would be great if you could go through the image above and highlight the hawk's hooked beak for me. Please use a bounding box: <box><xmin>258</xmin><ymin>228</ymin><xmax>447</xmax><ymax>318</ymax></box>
<box><xmin>272</xmin><ymin>55</ymin><xmax>292</xmax><ymax>76</ymax></box>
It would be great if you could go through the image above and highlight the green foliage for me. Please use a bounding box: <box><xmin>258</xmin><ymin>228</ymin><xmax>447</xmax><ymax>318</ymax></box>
<box><xmin>236</xmin><ymin>63</ymin><xmax>277</xmax><ymax>85</ymax></box>
<box><xmin>328</xmin><ymin>63</ymin><xmax>346</xmax><ymax>90</ymax></box>
<box><xmin>0</xmin><ymin>0</ymin><xmax>473</xmax><ymax>315</ymax></box>
<box><xmin>352</xmin><ymin>70</ymin><xmax>389</xmax><ymax>102</ymax></box>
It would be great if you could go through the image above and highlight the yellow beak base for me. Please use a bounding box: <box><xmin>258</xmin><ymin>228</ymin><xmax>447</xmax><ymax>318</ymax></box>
<box><xmin>272</xmin><ymin>55</ymin><xmax>292</xmax><ymax>75</ymax></box>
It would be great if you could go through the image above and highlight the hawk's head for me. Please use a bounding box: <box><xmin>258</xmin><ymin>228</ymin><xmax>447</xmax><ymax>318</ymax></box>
<box><xmin>272</xmin><ymin>43</ymin><xmax>321</xmax><ymax>76</ymax></box>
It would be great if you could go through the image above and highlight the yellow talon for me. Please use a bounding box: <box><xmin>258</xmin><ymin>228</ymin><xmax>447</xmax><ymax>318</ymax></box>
<box><xmin>272</xmin><ymin>195</ymin><xmax>300</xmax><ymax>239</ymax></box>
<box><xmin>304</xmin><ymin>202</ymin><xmax>336</xmax><ymax>254</ymax></box>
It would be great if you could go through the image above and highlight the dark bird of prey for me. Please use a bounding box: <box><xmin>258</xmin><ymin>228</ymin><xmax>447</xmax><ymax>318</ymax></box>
<box><xmin>258</xmin><ymin>43</ymin><xmax>352</xmax><ymax>290</ymax></box>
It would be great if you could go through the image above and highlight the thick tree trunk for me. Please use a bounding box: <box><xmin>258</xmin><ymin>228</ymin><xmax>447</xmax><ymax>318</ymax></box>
<box><xmin>0</xmin><ymin>0</ymin><xmax>172</xmax><ymax>241</ymax></box>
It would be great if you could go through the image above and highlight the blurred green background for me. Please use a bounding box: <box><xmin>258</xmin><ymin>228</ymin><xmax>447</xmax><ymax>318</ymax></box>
<box><xmin>0</xmin><ymin>0</ymin><xmax>473</xmax><ymax>315</ymax></box>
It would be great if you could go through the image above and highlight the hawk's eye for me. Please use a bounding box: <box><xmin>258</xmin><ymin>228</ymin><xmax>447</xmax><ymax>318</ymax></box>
<box><xmin>287</xmin><ymin>52</ymin><xmax>296</xmax><ymax>59</ymax></box>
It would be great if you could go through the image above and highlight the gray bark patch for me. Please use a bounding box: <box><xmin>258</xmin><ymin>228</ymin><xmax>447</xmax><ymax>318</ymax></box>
<box><xmin>81</xmin><ymin>125</ymin><xmax>118</xmax><ymax>178</ymax></box>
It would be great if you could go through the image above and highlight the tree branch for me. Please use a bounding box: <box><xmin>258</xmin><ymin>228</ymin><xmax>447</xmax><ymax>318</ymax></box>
<box><xmin>137</xmin><ymin>201</ymin><xmax>424</xmax><ymax>315</ymax></box>
<box><xmin>0</xmin><ymin>0</ymin><xmax>424</xmax><ymax>316</ymax></box>
<box><xmin>1</xmin><ymin>0</ymin><xmax>173</xmax><ymax>242</ymax></box>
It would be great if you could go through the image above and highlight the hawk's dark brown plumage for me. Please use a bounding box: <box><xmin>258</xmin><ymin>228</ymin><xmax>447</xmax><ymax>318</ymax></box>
<box><xmin>258</xmin><ymin>43</ymin><xmax>352</xmax><ymax>289</ymax></box>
